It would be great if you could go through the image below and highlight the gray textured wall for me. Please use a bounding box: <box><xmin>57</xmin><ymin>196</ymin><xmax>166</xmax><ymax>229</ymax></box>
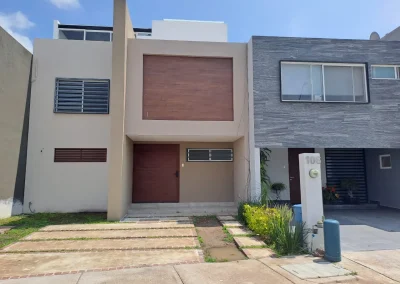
<box><xmin>365</xmin><ymin>149</ymin><xmax>400</xmax><ymax>209</ymax></box>
<box><xmin>0</xmin><ymin>27</ymin><xmax>32</xmax><ymax>216</ymax></box>
<box><xmin>252</xmin><ymin>36</ymin><xmax>400</xmax><ymax>148</ymax></box>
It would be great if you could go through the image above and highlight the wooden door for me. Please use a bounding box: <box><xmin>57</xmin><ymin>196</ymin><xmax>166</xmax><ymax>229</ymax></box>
<box><xmin>132</xmin><ymin>144</ymin><xmax>180</xmax><ymax>203</ymax></box>
<box><xmin>288</xmin><ymin>148</ymin><xmax>314</xmax><ymax>204</ymax></box>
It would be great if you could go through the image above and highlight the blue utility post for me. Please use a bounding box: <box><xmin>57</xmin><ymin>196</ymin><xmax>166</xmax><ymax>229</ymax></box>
<box><xmin>324</xmin><ymin>219</ymin><xmax>341</xmax><ymax>262</ymax></box>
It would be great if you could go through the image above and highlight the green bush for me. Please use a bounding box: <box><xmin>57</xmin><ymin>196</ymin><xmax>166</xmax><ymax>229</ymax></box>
<box><xmin>242</xmin><ymin>204</ymin><xmax>277</xmax><ymax>239</ymax></box>
<box><xmin>268</xmin><ymin>205</ymin><xmax>308</xmax><ymax>255</ymax></box>
<box><xmin>237</xmin><ymin>200</ymin><xmax>265</xmax><ymax>224</ymax></box>
<box><xmin>242</xmin><ymin>204</ymin><xmax>308</xmax><ymax>256</ymax></box>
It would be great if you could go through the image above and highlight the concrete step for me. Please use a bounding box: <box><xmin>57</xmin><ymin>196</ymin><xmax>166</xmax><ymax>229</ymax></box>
<box><xmin>129</xmin><ymin>202</ymin><xmax>235</xmax><ymax>210</ymax></box>
<box><xmin>128</xmin><ymin>202</ymin><xmax>237</xmax><ymax>217</ymax></box>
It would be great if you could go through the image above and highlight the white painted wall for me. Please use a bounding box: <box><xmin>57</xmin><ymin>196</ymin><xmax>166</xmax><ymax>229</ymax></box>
<box><xmin>268</xmin><ymin>148</ymin><xmax>290</xmax><ymax>201</ymax></box>
<box><xmin>267</xmin><ymin>148</ymin><xmax>327</xmax><ymax>201</ymax></box>
<box><xmin>24</xmin><ymin>39</ymin><xmax>112</xmax><ymax>213</ymax></box>
<box><xmin>151</xmin><ymin>20</ymin><xmax>227</xmax><ymax>42</ymax></box>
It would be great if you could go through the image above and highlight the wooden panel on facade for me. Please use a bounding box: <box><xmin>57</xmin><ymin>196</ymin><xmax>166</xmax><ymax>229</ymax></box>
<box><xmin>143</xmin><ymin>55</ymin><xmax>233</xmax><ymax>121</ymax></box>
<box><xmin>132</xmin><ymin>144</ymin><xmax>180</xmax><ymax>203</ymax></box>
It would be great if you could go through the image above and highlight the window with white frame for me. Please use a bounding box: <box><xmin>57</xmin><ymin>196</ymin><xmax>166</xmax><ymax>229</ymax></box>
<box><xmin>371</xmin><ymin>66</ymin><xmax>400</xmax><ymax>79</ymax></box>
<box><xmin>54</xmin><ymin>78</ymin><xmax>110</xmax><ymax>114</ymax></box>
<box><xmin>379</xmin><ymin>154</ymin><xmax>392</xmax><ymax>169</ymax></box>
<box><xmin>280</xmin><ymin>62</ymin><xmax>368</xmax><ymax>103</ymax></box>
<box><xmin>59</xmin><ymin>28</ymin><xmax>113</xmax><ymax>42</ymax></box>
<box><xmin>187</xmin><ymin>149</ymin><xmax>233</xmax><ymax>162</ymax></box>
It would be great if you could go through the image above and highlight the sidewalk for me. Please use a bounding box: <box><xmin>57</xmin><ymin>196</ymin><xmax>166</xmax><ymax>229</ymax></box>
<box><xmin>1</xmin><ymin>252</ymin><xmax>398</xmax><ymax>284</ymax></box>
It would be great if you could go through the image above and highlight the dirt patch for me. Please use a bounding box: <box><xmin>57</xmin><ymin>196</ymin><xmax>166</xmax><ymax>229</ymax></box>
<box><xmin>193</xmin><ymin>216</ymin><xmax>246</xmax><ymax>262</ymax></box>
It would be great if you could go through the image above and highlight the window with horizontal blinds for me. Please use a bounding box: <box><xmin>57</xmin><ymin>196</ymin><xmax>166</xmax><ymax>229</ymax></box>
<box><xmin>54</xmin><ymin>148</ymin><xmax>107</xmax><ymax>162</ymax></box>
<box><xmin>187</xmin><ymin>149</ymin><xmax>233</xmax><ymax>162</ymax></box>
<box><xmin>54</xmin><ymin>79</ymin><xmax>110</xmax><ymax>114</ymax></box>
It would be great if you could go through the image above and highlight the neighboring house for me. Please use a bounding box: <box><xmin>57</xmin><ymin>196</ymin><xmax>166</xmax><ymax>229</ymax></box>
<box><xmin>24</xmin><ymin>0</ymin><xmax>249</xmax><ymax>220</ymax></box>
<box><xmin>249</xmin><ymin>35</ymin><xmax>400</xmax><ymax>209</ymax></box>
<box><xmin>0</xmin><ymin>27</ymin><xmax>32</xmax><ymax>218</ymax></box>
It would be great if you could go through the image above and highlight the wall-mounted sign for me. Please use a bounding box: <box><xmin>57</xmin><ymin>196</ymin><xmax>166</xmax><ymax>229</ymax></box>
<box><xmin>309</xmin><ymin>169</ymin><xmax>320</xmax><ymax>178</ymax></box>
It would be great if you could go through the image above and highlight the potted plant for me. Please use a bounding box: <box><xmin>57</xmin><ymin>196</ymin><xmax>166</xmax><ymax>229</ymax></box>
<box><xmin>322</xmin><ymin>186</ymin><xmax>340</xmax><ymax>204</ymax></box>
<box><xmin>271</xmin><ymin>182</ymin><xmax>286</xmax><ymax>201</ymax></box>
<box><xmin>341</xmin><ymin>179</ymin><xmax>358</xmax><ymax>204</ymax></box>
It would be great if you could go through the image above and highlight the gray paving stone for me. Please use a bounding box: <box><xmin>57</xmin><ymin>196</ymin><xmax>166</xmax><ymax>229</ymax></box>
<box><xmin>216</xmin><ymin>215</ymin><xmax>235</xmax><ymax>221</ymax></box>
<box><xmin>233</xmin><ymin>236</ymin><xmax>265</xmax><ymax>248</ymax></box>
<box><xmin>227</xmin><ymin>227</ymin><xmax>252</xmax><ymax>236</ymax></box>
<box><xmin>220</xmin><ymin>221</ymin><xmax>242</xmax><ymax>227</ymax></box>
<box><xmin>281</xmin><ymin>262</ymin><xmax>350</xmax><ymax>279</ymax></box>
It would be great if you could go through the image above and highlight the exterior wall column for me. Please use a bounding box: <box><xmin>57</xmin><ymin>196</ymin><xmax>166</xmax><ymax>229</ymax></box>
<box><xmin>107</xmin><ymin>0</ymin><xmax>135</xmax><ymax>220</ymax></box>
<box><xmin>249</xmin><ymin>147</ymin><xmax>261</xmax><ymax>201</ymax></box>
<box><xmin>299</xmin><ymin>153</ymin><xmax>324</xmax><ymax>252</ymax></box>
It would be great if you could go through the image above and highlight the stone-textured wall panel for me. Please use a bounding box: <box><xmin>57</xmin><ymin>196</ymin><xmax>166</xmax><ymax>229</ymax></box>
<box><xmin>252</xmin><ymin>36</ymin><xmax>400</xmax><ymax>148</ymax></box>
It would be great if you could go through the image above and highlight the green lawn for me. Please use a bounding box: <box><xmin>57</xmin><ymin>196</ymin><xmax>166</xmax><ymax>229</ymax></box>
<box><xmin>0</xmin><ymin>213</ymin><xmax>111</xmax><ymax>249</ymax></box>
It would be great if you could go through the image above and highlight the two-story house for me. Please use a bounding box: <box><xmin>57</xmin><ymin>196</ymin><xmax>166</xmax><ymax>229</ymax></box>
<box><xmin>24</xmin><ymin>0</ymin><xmax>249</xmax><ymax>220</ymax></box>
<box><xmin>249</xmin><ymin>35</ymin><xmax>400</xmax><ymax>209</ymax></box>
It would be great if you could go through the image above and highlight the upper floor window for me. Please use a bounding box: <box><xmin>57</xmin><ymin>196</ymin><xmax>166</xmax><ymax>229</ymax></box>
<box><xmin>54</xmin><ymin>78</ymin><xmax>110</xmax><ymax>114</ymax></box>
<box><xmin>281</xmin><ymin>62</ymin><xmax>368</xmax><ymax>103</ymax></box>
<box><xmin>59</xmin><ymin>29</ymin><xmax>112</xmax><ymax>42</ymax></box>
<box><xmin>372</xmin><ymin>66</ymin><xmax>399</xmax><ymax>79</ymax></box>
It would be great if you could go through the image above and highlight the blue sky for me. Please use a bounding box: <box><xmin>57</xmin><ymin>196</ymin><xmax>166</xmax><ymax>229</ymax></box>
<box><xmin>1</xmin><ymin>0</ymin><xmax>400</xmax><ymax>52</ymax></box>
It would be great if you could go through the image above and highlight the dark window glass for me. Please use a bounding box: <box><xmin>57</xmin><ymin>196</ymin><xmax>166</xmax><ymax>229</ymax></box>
<box><xmin>59</xmin><ymin>30</ymin><xmax>84</xmax><ymax>40</ymax></box>
<box><xmin>86</xmin><ymin>31</ymin><xmax>111</xmax><ymax>42</ymax></box>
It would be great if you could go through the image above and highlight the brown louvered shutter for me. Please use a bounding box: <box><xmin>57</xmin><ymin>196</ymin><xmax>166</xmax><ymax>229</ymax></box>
<box><xmin>81</xmin><ymin>148</ymin><xmax>107</xmax><ymax>162</ymax></box>
<box><xmin>54</xmin><ymin>148</ymin><xmax>107</xmax><ymax>162</ymax></box>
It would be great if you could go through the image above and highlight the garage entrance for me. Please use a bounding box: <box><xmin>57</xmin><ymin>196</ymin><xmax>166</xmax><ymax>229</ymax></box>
<box><xmin>132</xmin><ymin>144</ymin><xmax>180</xmax><ymax>203</ymax></box>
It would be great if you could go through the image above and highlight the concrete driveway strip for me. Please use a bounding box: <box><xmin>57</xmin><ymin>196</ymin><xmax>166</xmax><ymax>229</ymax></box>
<box><xmin>0</xmin><ymin>274</ymin><xmax>82</xmax><ymax>284</ymax></box>
<box><xmin>0</xmin><ymin>250</ymin><xmax>202</xmax><ymax>278</ymax></box>
<box><xmin>40</xmin><ymin>222</ymin><xmax>194</xmax><ymax>231</ymax></box>
<box><xmin>77</xmin><ymin>266</ymin><xmax>183</xmax><ymax>284</ymax></box>
<box><xmin>344</xmin><ymin>249</ymin><xmax>400</xmax><ymax>282</ymax></box>
<box><xmin>3</xmin><ymin>237</ymin><xmax>199</xmax><ymax>252</ymax></box>
<box><xmin>24</xmin><ymin>228</ymin><xmax>197</xmax><ymax>240</ymax></box>
<box><xmin>174</xmin><ymin>259</ymin><xmax>292</xmax><ymax>284</ymax></box>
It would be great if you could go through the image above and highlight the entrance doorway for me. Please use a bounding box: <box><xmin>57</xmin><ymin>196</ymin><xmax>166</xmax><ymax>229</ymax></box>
<box><xmin>288</xmin><ymin>148</ymin><xmax>314</xmax><ymax>204</ymax></box>
<box><xmin>132</xmin><ymin>144</ymin><xmax>180</xmax><ymax>203</ymax></box>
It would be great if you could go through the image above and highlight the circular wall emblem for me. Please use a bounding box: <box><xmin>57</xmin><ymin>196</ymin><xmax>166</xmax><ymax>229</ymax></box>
<box><xmin>309</xmin><ymin>169</ymin><xmax>319</xmax><ymax>178</ymax></box>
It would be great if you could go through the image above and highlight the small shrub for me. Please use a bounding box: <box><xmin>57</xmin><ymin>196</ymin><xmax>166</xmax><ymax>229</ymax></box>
<box><xmin>268</xmin><ymin>205</ymin><xmax>308</xmax><ymax>255</ymax></box>
<box><xmin>242</xmin><ymin>204</ymin><xmax>308</xmax><ymax>256</ymax></box>
<box><xmin>242</xmin><ymin>204</ymin><xmax>277</xmax><ymax>239</ymax></box>
<box><xmin>237</xmin><ymin>200</ymin><xmax>264</xmax><ymax>224</ymax></box>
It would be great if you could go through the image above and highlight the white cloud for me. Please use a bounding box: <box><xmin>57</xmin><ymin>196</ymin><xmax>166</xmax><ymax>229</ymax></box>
<box><xmin>49</xmin><ymin>0</ymin><xmax>80</xmax><ymax>9</ymax></box>
<box><xmin>0</xmin><ymin>11</ymin><xmax>34</xmax><ymax>52</ymax></box>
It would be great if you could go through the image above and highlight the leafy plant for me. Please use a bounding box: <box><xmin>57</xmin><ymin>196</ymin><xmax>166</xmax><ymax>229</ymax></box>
<box><xmin>271</xmin><ymin>182</ymin><xmax>286</xmax><ymax>201</ymax></box>
<box><xmin>268</xmin><ymin>205</ymin><xmax>308</xmax><ymax>255</ymax></box>
<box><xmin>243</xmin><ymin>204</ymin><xmax>277</xmax><ymax>239</ymax></box>
<box><xmin>242</xmin><ymin>204</ymin><xmax>308</xmax><ymax>256</ymax></box>
<box><xmin>341</xmin><ymin>179</ymin><xmax>357</xmax><ymax>198</ymax></box>
<box><xmin>237</xmin><ymin>200</ymin><xmax>264</xmax><ymax>224</ymax></box>
<box><xmin>322</xmin><ymin>186</ymin><xmax>340</xmax><ymax>204</ymax></box>
<box><xmin>271</xmin><ymin>182</ymin><xmax>286</xmax><ymax>192</ymax></box>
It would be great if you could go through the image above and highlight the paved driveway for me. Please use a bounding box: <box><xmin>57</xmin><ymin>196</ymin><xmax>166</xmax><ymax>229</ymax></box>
<box><xmin>325</xmin><ymin>208</ymin><xmax>400</xmax><ymax>252</ymax></box>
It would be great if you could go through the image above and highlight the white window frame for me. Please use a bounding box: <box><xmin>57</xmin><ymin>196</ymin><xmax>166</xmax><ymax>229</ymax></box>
<box><xmin>371</xmin><ymin>65</ymin><xmax>399</xmax><ymax>80</ymax></box>
<box><xmin>187</xmin><ymin>149</ymin><xmax>233</xmax><ymax>162</ymax></box>
<box><xmin>379</xmin><ymin>154</ymin><xmax>392</xmax><ymax>169</ymax></box>
<box><xmin>281</xmin><ymin>61</ymin><xmax>368</xmax><ymax>103</ymax></box>
<box><xmin>58</xmin><ymin>28</ymin><xmax>112</xmax><ymax>42</ymax></box>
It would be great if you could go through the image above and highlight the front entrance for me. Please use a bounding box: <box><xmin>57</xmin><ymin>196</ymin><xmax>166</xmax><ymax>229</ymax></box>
<box><xmin>132</xmin><ymin>144</ymin><xmax>180</xmax><ymax>203</ymax></box>
<box><xmin>288</xmin><ymin>148</ymin><xmax>314</xmax><ymax>204</ymax></box>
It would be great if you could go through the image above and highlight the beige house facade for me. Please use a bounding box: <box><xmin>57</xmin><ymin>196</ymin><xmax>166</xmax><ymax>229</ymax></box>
<box><xmin>23</xmin><ymin>0</ymin><xmax>253</xmax><ymax>220</ymax></box>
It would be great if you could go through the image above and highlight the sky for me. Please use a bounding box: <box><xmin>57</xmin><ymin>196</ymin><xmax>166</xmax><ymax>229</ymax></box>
<box><xmin>1</xmin><ymin>0</ymin><xmax>400</xmax><ymax>52</ymax></box>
